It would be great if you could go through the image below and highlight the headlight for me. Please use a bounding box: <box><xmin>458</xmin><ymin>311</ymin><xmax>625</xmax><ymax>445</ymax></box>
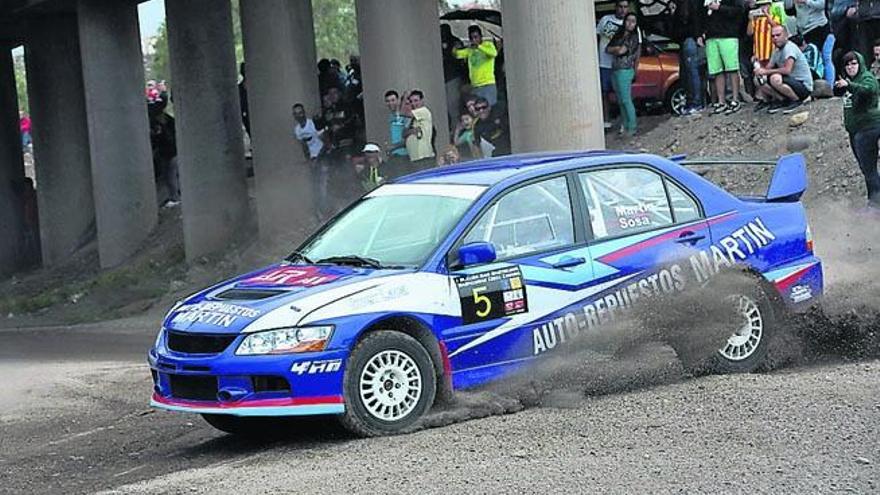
<box><xmin>235</xmin><ymin>326</ymin><xmax>334</xmax><ymax>355</ymax></box>
<box><xmin>154</xmin><ymin>328</ymin><xmax>164</xmax><ymax>350</ymax></box>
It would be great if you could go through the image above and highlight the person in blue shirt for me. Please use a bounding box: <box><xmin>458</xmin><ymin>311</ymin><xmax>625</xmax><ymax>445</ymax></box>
<box><xmin>383</xmin><ymin>89</ymin><xmax>411</xmax><ymax>179</ymax></box>
<box><xmin>792</xmin><ymin>34</ymin><xmax>824</xmax><ymax>80</ymax></box>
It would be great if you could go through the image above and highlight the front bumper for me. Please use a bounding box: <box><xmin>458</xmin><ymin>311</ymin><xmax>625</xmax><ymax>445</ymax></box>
<box><xmin>148</xmin><ymin>334</ymin><xmax>348</xmax><ymax>417</ymax></box>
<box><xmin>150</xmin><ymin>393</ymin><xmax>344</xmax><ymax>416</ymax></box>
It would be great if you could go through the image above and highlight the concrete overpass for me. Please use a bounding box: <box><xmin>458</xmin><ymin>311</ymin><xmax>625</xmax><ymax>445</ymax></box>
<box><xmin>0</xmin><ymin>0</ymin><xmax>603</xmax><ymax>277</ymax></box>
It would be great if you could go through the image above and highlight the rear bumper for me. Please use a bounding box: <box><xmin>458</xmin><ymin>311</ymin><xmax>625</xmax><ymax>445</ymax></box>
<box><xmin>765</xmin><ymin>260</ymin><xmax>823</xmax><ymax>312</ymax></box>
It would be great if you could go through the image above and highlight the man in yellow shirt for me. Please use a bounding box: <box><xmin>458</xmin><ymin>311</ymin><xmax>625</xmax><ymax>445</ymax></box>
<box><xmin>454</xmin><ymin>25</ymin><xmax>499</xmax><ymax>105</ymax></box>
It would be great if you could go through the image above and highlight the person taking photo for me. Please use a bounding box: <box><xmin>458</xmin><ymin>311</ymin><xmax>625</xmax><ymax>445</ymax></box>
<box><xmin>834</xmin><ymin>51</ymin><xmax>880</xmax><ymax>209</ymax></box>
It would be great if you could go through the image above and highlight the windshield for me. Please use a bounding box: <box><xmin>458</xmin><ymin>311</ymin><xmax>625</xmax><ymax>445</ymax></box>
<box><xmin>295</xmin><ymin>184</ymin><xmax>483</xmax><ymax>268</ymax></box>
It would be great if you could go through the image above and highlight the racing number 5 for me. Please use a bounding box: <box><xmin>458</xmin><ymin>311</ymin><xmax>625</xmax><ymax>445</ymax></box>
<box><xmin>472</xmin><ymin>286</ymin><xmax>491</xmax><ymax>318</ymax></box>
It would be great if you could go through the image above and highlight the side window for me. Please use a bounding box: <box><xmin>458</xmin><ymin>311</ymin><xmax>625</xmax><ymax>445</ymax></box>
<box><xmin>462</xmin><ymin>176</ymin><xmax>575</xmax><ymax>259</ymax></box>
<box><xmin>579</xmin><ymin>168</ymin><xmax>673</xmax><ymax>240</ymax></box>
<box><xmin>666</xmin><ymin>180</ymin><xmax>701</xmax><ymax>223</ymax></box>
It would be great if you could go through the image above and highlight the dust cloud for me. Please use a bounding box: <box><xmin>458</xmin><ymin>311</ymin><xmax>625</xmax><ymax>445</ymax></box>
<box><xmin>418</xmin><ymin>200</ymin><xmax>880</xmax><ymax>432</ymax></box>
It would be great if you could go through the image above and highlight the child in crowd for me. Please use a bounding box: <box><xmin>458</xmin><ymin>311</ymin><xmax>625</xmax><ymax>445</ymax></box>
<box><xmin>437</xmin><ymin>145</ymin><xmax>461</xmax><ymax>166</ymax></box>
<box><xmin>793</xmin><ymin>34</ymin><xmax>824</xmax><ymax>80</ymax></box>
<box><xmin>355</xmin><ymin>143</ymin><xmax>384</xmax><ymax>192</ymax></box>
<box><xmin>453</xmin><ymin>113</ymin><xmax>478</xmax><ymax>160</ymax></box>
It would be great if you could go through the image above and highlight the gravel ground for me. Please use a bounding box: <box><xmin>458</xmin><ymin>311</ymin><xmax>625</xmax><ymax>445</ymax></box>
<box><xmin>1</xmin><ymin>320</ymin><xmax>877</xmax><ymax>495</ymax></box>
<box><xmin>101</xmin><ymin>356</ymin><xmax>880</xmax><ymax>494</ymax></box>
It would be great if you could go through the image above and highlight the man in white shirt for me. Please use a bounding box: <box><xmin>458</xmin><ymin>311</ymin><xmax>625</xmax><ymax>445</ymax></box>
<box><xmin>597</xmin><ymin>0</ymin><xmax>629</xmax><ymax>128</ymax></box>
<box><xmin>292</xmin><ymin>103</ymin><xmax>329</xmax><ymax>219</ymax></box>
<box><xmin>293</xmin><ymin>103</ymin><xmax>324</xmax><ymax>159</ymax></box>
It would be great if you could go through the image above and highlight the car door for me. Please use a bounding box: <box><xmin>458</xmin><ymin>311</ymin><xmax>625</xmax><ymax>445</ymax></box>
<box><xmin>632</xmin><ymin>41</ymin><xmax>663</xmax><ymax>100</ymax></box>
<box><xmin>574</xmin><ymin>166</ymin><xmax>712</xmax><ymax>329</ymax></box>
<box><xmin>444</xmin><ymin>174</ymin><xmax>595</xmax><ymax>387</ymax></box>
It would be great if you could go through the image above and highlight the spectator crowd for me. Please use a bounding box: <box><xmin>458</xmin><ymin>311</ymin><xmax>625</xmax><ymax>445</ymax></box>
<box><xmin>598</xmin><ymin>0</ymin><xmax>880</xmax><ymax>127</ymax></box>
<box><xmin>287</xmin><ymin>23</ymin><xmax>510</xmax><ymax>220</ymax></box>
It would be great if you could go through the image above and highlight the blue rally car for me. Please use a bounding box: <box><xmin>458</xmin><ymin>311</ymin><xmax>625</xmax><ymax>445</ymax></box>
<box><xmin>149</xmin><ymin>150</ymin><xmax>823</xmax><ymax>436</ymax></box>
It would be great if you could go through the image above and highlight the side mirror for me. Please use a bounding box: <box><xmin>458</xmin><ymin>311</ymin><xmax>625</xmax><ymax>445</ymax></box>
<box><xmin>458</xmin><ymin>242</ymin><xmax>496</xmax><ymax>267</ymax></box>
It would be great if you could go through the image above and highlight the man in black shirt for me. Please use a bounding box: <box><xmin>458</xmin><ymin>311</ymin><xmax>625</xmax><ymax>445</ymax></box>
<box><xmin>148</xmin><ymin>97</ymin><xmax>180</xmax><ymax>207</ymax></box>
<box><xmin>472</xmin><ymin>97</ymin><xmax>510</xmax><ymax>157</ymax></box>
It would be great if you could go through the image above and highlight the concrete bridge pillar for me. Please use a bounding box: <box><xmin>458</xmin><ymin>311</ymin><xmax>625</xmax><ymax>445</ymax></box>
<box><xmin>25</xmin><ymin>15</ymin><xmax>96</xmax><ymax>266</ymax></box>
<box><xmin>78</xmin><ymin>0</ymin><xmax>157</xmax><ymax>268</ymax></box>
<box><xmin>503</xmin><ymin>0</ymin><xmax>605</xmax><ymax>152</ymax></box>
<box><xmin>165</xmin><ymin>0</ymin><xmax>251</xmax><ymax>261</ymax></box>
<box><xmin>240</xmin><ymin>0</ymin><xmax>319</xmax><ymax>239</ymax></box>
<box><xmin>0</xmin><ymin>46</ymin><xmax>26</xmax><ymax>275</ymax></box>
<box><xmin>356</xmin><ymin>0</ymin><xmax>449</xmax><ymax>166</ymax></box>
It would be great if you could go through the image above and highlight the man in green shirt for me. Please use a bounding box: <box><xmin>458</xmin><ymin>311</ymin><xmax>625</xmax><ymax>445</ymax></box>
<box><xmin>454</xmin><ymin>25</ymin><xmax>499</xmax><ymax>105</ymax></box>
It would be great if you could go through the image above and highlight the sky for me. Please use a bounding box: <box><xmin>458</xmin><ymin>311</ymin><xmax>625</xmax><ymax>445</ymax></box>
<box><xmin>138</xmin><ymin>0</ymin><xmax>165</xmax><ymax>40</ymax></box>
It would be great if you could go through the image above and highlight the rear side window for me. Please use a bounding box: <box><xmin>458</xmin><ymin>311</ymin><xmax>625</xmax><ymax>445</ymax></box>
<box><xmin>462</xmin><ymin>176</ymin><xmax>575</xmax><ymax>259</ymax></box>
<box><xmin>666</xmin><ymin>180</ymin><xmax>701</xmax><ymax>223</ymax></box>
<box><xmin>578</xmin><ymin>168</ymin><xmax>673</xmax><ymax>240</ymax></box>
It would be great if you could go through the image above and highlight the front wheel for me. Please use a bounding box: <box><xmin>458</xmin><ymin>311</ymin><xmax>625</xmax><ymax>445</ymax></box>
<box><xmin>339</xmin><ymin>331</ymin><xmax>436</xmax><ymax>437</ymax></box>
<box><xmin>670</xmin><ymin>275</ymin><xmax>777</xmax><ymax>375</ymax></box>
<box><xmin>665</xmin><ymin>81</ymin><xmax>688</xmax><ymax>116</ymax></box>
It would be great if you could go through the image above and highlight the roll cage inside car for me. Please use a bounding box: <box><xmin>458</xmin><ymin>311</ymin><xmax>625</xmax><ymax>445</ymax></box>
<box><xmin>440</xmin><ymin>160</ymin><xmax>707</xmax><ymax>272</ymax></box>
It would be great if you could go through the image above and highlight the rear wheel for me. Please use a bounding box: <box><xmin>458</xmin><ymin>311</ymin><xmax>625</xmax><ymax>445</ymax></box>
<box><xmin>670</xmin><ymin>274</ymin><xmax>776</xmax><ymax>375</ymax></box>
<box><xmin>340</xmin><ymin>331</ymin><xmax>436</xmax><ymax>437</ymax></box>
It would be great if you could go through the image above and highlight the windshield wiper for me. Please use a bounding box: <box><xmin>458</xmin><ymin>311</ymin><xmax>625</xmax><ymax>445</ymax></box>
<box><xmin>316</xmin><ymin>255</ymin><xmax>384</xmax><ymax>269</ymax></box>
<box><xmin>286</xmin><ymin>250</ymin><xmax>315</xmax><ymax>264</ymax></box>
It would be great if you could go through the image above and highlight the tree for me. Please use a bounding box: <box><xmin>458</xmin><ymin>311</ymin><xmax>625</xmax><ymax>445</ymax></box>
<box><xmin>13</xmin><ymin>53</ymin><xmax>27</xmax><ymax>114</ymax></box>
<box><xmin>147</xmin><ymin>21</ymin><xmax>170</xmax><ymax>83</ymax></box>
<box><xmin>313</xmin><ymin>0</ymin><xmax>358</xmax><ymax>62</ymax></box>
<box><xmin>145</xmin><ymin>0</ymin><xmax>359</xmax><ymax>86</ymax></box>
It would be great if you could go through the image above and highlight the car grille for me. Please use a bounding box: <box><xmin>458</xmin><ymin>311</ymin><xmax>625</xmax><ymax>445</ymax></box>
<box><xmin>169</xmin><ymin>375</ymin><xmax>218</xmax><ymax>401</ymax></box>
<box><xmin>166</xmin><ymin>331</ymin><xmax>237</xmax><ymax>354</ymax></box>
<box><xmin>252</xmin><ymin>375</ymin><xmax>291</xmax><ymax>393</ymax></box>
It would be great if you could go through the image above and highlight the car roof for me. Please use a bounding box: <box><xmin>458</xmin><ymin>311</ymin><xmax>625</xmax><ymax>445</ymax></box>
<box><xmin>398</xmin><ymin>150</ymin><xmax>637</xmax><ymax>186</ymax></box>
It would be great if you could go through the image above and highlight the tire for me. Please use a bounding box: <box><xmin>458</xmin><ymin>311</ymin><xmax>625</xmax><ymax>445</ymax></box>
<box><xmin>665</xmin><ymin>81</ymin><xmax>688</xmax><ymax>116</ymax></box>
<box><xmin>669</xmin><ymin>273</ymin><xmax>777</xmax><ymax>375</ymax></box>
<box><xmin>339</xmin><ymin>331</ymin><xmax>437</xmax><ymax>437</ymax></box>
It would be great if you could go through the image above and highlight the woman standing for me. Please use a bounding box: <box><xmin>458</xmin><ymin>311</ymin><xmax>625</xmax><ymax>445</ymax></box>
<box><xmin>606</xmin><ymin>13</ymin><xmax>641</xmax><ymax>137</ymax></box>
<box><xmin>835</xmin><ymin>51</ymin><xmax>880</xmax><ymax>208</ymax></box>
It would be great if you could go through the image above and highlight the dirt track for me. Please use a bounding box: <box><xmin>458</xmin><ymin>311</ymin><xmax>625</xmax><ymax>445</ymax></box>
<box><xmin>1</xmin><ymin>319</ymin><xmax>878</xmax><ymax>495</ymax></box>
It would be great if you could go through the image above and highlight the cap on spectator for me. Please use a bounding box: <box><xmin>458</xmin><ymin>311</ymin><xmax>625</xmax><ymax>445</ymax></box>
<box><xmin>362</xmin><ymin>143</ymin><xmax>381</xmax><ymax>153</ymax></box>
<box><xmin>754</xmin><ymin>0</ymin><xmax>772</xmax><ymax>5</ymax></box>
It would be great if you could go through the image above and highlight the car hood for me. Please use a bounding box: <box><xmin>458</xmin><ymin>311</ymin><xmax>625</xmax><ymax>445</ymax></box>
<box><xmin>163</xmin><ymin>263</ymin><xmax>408</xmax><ymax>334</ymax></box>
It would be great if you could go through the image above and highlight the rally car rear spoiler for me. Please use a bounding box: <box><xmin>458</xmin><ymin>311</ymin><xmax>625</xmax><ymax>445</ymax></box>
<box><xmin>671</xmin><ymin>153</ymin><xmax>807</xmax><ymax>202</ymax></box>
